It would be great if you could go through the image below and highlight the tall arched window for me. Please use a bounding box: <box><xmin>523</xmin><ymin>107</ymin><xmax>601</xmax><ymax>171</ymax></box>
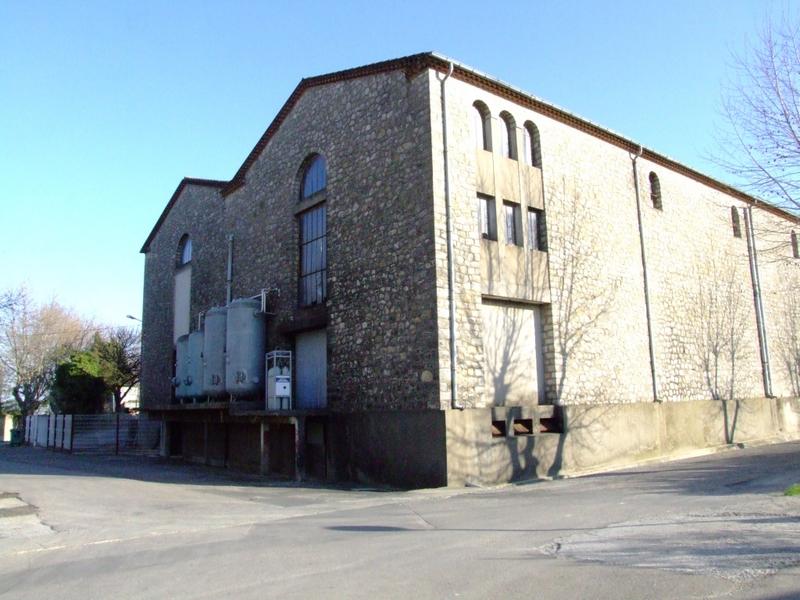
<box><xmin>472</xmin><ymin>101</ymin><xmax>492</xmax><ymax>151</ymax></box>
<box><xmin>178</xmin><ymin>234</ymin><xmax>192</xmax><ymax>265</ymax></box>
<box><xmin>301</xmin><ymin>154</ymin><xmax>327</xmax><ymax>199</ymax></box>
<box><xmin>499</xmin><ymin>111</ymin><xmax>517</xmax><ymax>160</ymax></box>
<box><xmin>792</xmin><ymin>230</ymin><xmax>799</xmax><ymax>259</ymax></box>
<box><xmin>298</xmin><ymin>155</ymin><xmax>328</xmax><ymax>306</ymax></box>
<box><xmin>649</xmin><ymin>172</ymin><xmax>662</xmax><ymax>210</ymax></box>
<box><xmin>174</xmin><ymin>234</ymin><xmax>192</xmax><ymax>342</ymax></box>
<box><xmin>523</xmin><ymin>121</ymin><xmax>542</xmax><ymax>168</ymax></box>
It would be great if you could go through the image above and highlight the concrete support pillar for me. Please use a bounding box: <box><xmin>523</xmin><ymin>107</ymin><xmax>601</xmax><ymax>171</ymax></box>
<box><xmin>260</xmin><ymin>421</ymin><xmax>270</xmax><ymax>476</ymax></box>
<box><xmin>203</xmin><ymin>422</ymin><xmax>209</xmax><ymax>465</ymax></box>
<box><xmin>159</xmin><ymin>420</ymin><xmax>168</xmax><ymax>458</ymax></box>
<box><xmin>293</xmin><ymin>416</ymin><xmax>306</xmax><ymax>482</ymax></box>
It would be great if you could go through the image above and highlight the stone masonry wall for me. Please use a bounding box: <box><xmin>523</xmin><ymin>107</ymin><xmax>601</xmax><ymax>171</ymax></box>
<box><xmin>753</xmin><ymin>209</ymin><xmax>800</xmax><ymax>398</ymax></box>
<box><xmin>142</xmin><ymin>62</ymin><xmax>799</xmax><ymax>419</ymax></box>
<box><xmin>140</xmin><ymin>183</ymin><xmax>227</xmax><ymax>407</ymax></box>
<box><xmin>428</xmin><ymin>70</ymin><xmax>799</xmax><ymax>409</ymax></box>
<box><xmin>219</xmin><ymin>69</ymin><xmax>440</xmax><ymax>411</ymax></box>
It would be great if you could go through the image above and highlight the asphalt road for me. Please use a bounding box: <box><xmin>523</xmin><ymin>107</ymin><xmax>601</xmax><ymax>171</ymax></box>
<box><xmin>0</xmin><ymin>442</ymin><xmax>799</xmax><ymax>599</ymax></box>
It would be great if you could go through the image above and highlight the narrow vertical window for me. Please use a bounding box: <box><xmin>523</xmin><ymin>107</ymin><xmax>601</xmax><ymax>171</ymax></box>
<box><xmin>299</xmin><ymin>205</ymin><xmax>327</xmax><ymax>306</ymax></box>
<box><xmin>792</xmin><ymin>230</ymin><xmax>799</xmax><ymax>258</ymax></box>
<box><xmin>478</xmin><ymin>194</ymin><xmax>497</xmax><ymax>241</ymax></box>
<box><xmin>472</xmin><ymin>101</ymin><xmax>492</xmax><ymax>151</ymax></box>
<box><xmin>523</xmin><ymin>121</ymin><xmax>542</xmax><ymax>167</ymax></box>
<box><xmin>298</xmin><ymin>154</ymin><xmax>328</xmax><ymax>306</ymax></box>
<box><xmin>178</xmin><ymin>235</ymin><xmax>192</xmax><ymax>265</ymax></box>
<box><xmin>499</xmin><ymin>111</ymin><xmax>517</xmax><ymax>160</ymax></box>
<box><xmin>504</xmin><ymin>201</ymin><xmax>522</xmax><ymax>246</ymax></box>
<box><xmin>731</xmin><ymin>206</ymin><xmax>742</xmax><ymax>238</ymax></box>
<box><xmin>649</xmin><ymin>172</ymin><xmax>662</xmax><ymax>210</ymax></box>
<box><xmin>174</xmin><ymin>234</ymin><xmax>192</xmax><ymax>343</ymax></box>
<box><xmin>527</xmin><ymin>208</ymin><xmax>546</xmax><ymax>251</ymax></box>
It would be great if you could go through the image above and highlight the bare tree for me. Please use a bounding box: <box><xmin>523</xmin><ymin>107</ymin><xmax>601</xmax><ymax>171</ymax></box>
<box><xmin>0</xmin><ymin>289</ymin><xmax>21</xmax><ymax>313</ymax></box>
<box><xmin>714</xmin><ymin>14</ymin><xmax>800</xmax><ymax>214</ymax></box>
<box><xmin>691</xmin><ymin>247</ymin><xmax>752</xmax><ymax>443</ymax></box>
<box><xmin>0</xmin><ymin>289</ymin><xmax>90</xmax><ymax>419</ymax></box>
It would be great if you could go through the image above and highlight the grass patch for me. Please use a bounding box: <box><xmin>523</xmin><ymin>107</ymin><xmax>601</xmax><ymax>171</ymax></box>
<box><xmin>784</xmin><ymin>484</ymin><xmax>800</xmax><ymax>496</ymax></box>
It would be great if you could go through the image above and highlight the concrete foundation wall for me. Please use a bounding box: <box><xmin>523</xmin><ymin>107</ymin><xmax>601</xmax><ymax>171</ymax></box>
<box><xmin>446</xmin><ymin>397</ymin><xmax>800</xmax><ymax>486</ymax></box>
<box><xmin>445</xmin><ymin>408</ymin><xmax>558</xmax><ymax>485</ymax></box>
<box><xmin>225</xmin><ymin>423</ymin><xmax>261</xmax><ymax>474</ymax></box>
<box><xmin>181</xmin><ymin>422</ymin><xmax>205</xmax><ymax>464</ymax></box>
<box><xmin>328</xmin><ymin>410</ymin><xmax>448</xmax><ymax>489</ymax></box>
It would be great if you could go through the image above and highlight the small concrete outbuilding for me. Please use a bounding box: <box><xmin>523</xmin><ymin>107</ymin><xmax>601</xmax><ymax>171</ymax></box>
<box><xmin>139</xmin><ymin>53</ymin><xmax>800</xmax><ymax>488</ymax></box>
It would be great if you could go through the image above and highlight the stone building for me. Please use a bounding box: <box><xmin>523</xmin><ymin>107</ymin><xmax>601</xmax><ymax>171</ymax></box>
<box><xmin>140</xmin><ymin>53</ymin><xmax>800</xmax><ymax>488</ymax></box>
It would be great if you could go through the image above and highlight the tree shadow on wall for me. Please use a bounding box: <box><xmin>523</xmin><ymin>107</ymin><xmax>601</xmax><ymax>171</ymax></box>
<box><xmin>690</xmin><ymin>244</ymin><xmax>754</xmax><ymax>445</ymax></box>
<box><xmin>545</xmin><ymin>179</ymin><xmax>621</xmax><ymax>478</ymax></box>
<box><xmin>775</xmin><ymin>271</ymin><xmax>800</xmax><ymax>397</ymax></box>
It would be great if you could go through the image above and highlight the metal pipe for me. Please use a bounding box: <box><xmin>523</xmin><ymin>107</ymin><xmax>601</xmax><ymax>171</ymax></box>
<box><xmin>438</xmin><ymin>62</ymin><xmax>462</xmax><ymax>410</ymax></box>
<box><xmin>630</xmin><ymin>147</ymin><xmax>660</xmax><ymax>403</ymax></box>
<box><xmin>226</xmin><ymin>234</ymin><xmax>234</xmax><ymax>305</ymax></box>
<box><xmin>744</xmin><ymin>207</ymin><xmax>774</xmax><ymax>397</ymax></box>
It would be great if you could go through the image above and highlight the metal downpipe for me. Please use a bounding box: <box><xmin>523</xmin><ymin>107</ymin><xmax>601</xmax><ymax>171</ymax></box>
<box><xmin>226</xmin><ymin>234</ymin><xmax>234</xmax><ymax>305</ymax></box>
<box><xmin>744</xmin><ymin>206</ymin><xmax>774</xmax><ymax>397</ymax></box>
<box><xmin>630</xmin><ymin>147</ymin><xmax>660</xmax><ymax>403</ymax></box>
<box><xmin>438</xmin><ymin>62</ymin><xmax>463</xmax><ymax>410</ymax></box>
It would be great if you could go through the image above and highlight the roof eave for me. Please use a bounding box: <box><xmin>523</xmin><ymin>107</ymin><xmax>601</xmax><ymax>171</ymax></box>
<box><xmin>140</xmin><ymin>178</ymin><xmax>227</xmax><ymax>254</ymax></box>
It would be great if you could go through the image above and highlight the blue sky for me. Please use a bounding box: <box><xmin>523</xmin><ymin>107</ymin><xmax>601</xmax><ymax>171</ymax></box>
<box><xmin>0</xmin><ymin>0</ymin><xmax>783</xmax><ymax>326</ymax></box>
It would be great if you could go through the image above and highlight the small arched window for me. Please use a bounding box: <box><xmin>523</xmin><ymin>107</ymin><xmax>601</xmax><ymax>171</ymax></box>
<box><xmin>177</xmin><ymin>235</ymin><xmax>192</xmax><ymax>266</ymax></box>
<box><xmin>730</xmin><ymin>206</ymin><xmax>742</xmax><ymax>238</ymax></box>
<box><xmin>499</xmin><ymin>111</ymin><xmax>517</xmax><ymax>160</ymax></box>
<box><xmin>174</xmin><ymin>234</ymin><xmax>192</xmax><ymax>343</ymax></box>
<box><xmin>649</xmin><ymin>172</ymin><xmax>662</xmax><ymax>210</ymax></box>
<box><xmin>523</xmin><ymin>121</ymin><xmax>542</xmax><ymax>168</ymax></box>
<box><xmin>472</xmin><ymin>101</ymin><xmax>492</xmax><ymax>152</ymax></box>
<box><xmin>300</xmin><ymin>154</ymin><xmax>327</xmax><ymax>200</ymax></box>
<box><xmin>792</xmin><ymin>230</ymin><xmax>799</xmax><ymax>258</ymax></box>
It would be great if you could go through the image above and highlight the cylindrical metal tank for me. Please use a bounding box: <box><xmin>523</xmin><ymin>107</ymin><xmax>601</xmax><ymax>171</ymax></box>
<box><xmin>225</xmin><ymin>298</ymin><xmax>266</xmax><ymax>397</ymax></box>
<box><xmin>174</xmin><ymin>334</ymin><xmax>190</xmax><ymax>400</ymax></box>
<box><xmin>202</xmin><ymin>306</ymin><xmax>227</xmax><ymax>397</ymax></box>
<box><xmin>186</xmin><ymin>330</ymin><xmax>204</xmax><ymax>399</ymax></box>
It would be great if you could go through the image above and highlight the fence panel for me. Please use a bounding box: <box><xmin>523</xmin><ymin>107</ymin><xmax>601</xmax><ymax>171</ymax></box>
<box><xmin>54</xmin><ymin>416</ymin><xmax>62</xmax><ymax>449</ymax></box>
<box><xmin>70</xmin><ymin>415</ymin><xmax>117</xmax><ymax>453</ymax></box>
<box><xmin>63</xmin><ymin>415</ymin><xmax>73</xmax><ymax>451</ymax></box>
<box><xmin>34</xmin><ymin>416</ymin><xmax>49</xmax><ymax>447</ymax></box>
<box><xmin>24</xmin><ymin>414</ymin><xmax>159</xmax><ymax>456</ymax></box>
<box><xmin>117</xmin><ymin>415</ymin><xmax>161</xmax><ymax>455</ymax></box>
<box><xmin>48</xmin><ymin>415</ymin><xmax>56</xmax><ymax>448</ymax></box>
<box><xmin>68</xmin><ymin>414</ymin><xmax>161</xmax><ymax>456</ymax></box>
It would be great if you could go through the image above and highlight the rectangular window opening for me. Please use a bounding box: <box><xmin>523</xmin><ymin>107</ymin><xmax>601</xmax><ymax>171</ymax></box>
<box><xmin>478</xmin><ymin>194</ymin><xmax>497</xmax><ymax>241</ymax></box>
<box><xmin>527</xmin><ymin>208</ymin><xmax>547</xmax><ymax>251</ymax></box>
<box><xmin>299</xmin><ymin>204</ymin><xmax>327</xmax><ymax>307</ymax></box>
<box><xmin>491</xmin><ymin>420</ymin><xmax>507</xmax><ymax>438</ymax></box>
<box><xmin>504</xmin><ymin>201</ymin><xmax>522</xmax><ymax>247</ymax></box>
<box><xmin>512</xmin><ymin>418</ymin><xmax>534</xmax><ymax>436</ymax></box>
<box><xmin>539</xmin><ymin>417</ymin><xmax>560</xmax><ymax>433</ymax></box>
